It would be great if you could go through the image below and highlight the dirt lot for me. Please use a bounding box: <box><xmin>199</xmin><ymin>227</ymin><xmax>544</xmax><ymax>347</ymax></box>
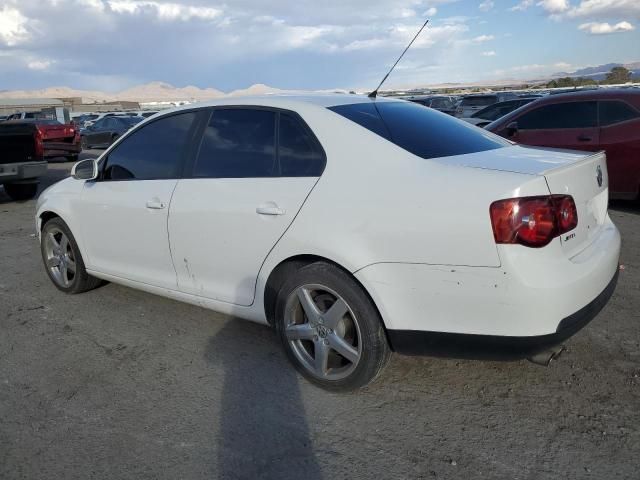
<box><xmin>1</xmin><ymin>161</ymin><xmax>639</xmax><ymax>480</ymax></box>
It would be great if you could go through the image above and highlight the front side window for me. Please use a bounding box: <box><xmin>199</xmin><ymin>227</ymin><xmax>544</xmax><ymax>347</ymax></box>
<box><xmin>329</xmin><ymin>101</ymin><xmax>508</xmax><ymax>160</ymax></box>
<box><xmin>103</xmin><ymin>112</ymin><xmax>197</xmax><ymax>181</ymax></box>
<box><xmin>599</xmin><ymin>100</ymin><xmax>640</xmax><ymax>127</ymax></box>
<box><xmin>194</xmin><ymin>109</ymin><xmax>276</xmax><ymax>178</ymax></box>
<box><xmin>517</xmin><ymin>101</ymin><xmax>597</xmax><ymax>130</ymax></box>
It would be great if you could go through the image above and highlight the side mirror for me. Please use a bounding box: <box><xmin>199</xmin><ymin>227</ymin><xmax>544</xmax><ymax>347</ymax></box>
<box><xmin>506</xmin><ymin>121</ymin><xmax>519</xmax><ymax>138</ymax></box>
<box><xmin>71</xmin><ymin>159</ymin><xmax>98</xmax><ymax>181</ymax></box>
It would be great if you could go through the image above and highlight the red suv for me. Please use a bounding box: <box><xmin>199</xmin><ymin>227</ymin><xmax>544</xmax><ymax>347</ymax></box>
<box><xmin>486</xmin><ymin>89</ymin><xmax>640</xmax><ymax>199</ymax></box>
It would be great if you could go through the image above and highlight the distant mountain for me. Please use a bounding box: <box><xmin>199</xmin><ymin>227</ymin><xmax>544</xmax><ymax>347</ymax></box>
<box><xmin>0</xmin><ymin>82</ymin><xmax>288</xmax><ymax>103</ymax></box>
<box><xmin>552</xmin><ymin>61</ymin><xmax>639</xmax><ymax>80</ymax></box>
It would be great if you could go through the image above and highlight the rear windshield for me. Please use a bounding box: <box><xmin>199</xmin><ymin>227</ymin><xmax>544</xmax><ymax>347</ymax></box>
<box><xmin>328</xmin><ymin>101</ymin><xmax>508</xmax><ymax>159</ymax></box>
<box><xmin>461</xmin><ymin>96</ymin><xmax>497</xmax><ymax>107</ymax></box>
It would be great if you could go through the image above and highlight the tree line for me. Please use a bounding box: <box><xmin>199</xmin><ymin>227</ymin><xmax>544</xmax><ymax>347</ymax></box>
<box><xmin>545</xmin><ymin>66</ymin><xmax>638</xmax><ymax>89</ymax></box>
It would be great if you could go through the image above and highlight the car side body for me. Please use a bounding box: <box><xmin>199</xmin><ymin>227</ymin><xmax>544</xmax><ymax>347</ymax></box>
<box><xmin>36</xmin><ymin>94</ymin><xmax>620</xmax><ymax>388</ymax></box>
<box><xmin>486</xmin><ymin>89</ymin><xmax>640</xmax><ymax>199</ymax></box>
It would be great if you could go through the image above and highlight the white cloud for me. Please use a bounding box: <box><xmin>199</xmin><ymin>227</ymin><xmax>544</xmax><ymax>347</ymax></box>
<box><xmin>509</xmin><ymin>0</ymin><xmax>534</xmax><ymax>11</ymax></box>
<box><xmin>578</xmin><ymin>20</ymin><xmax>635</xmax><ymax>33</ymax></box>
<box><xmin>537</xmin><ymin>0</ymin><xmax>569</xmax><ymax>13</ymax></box>
<box><xmin>425</xmin><ymin>7</ymin><xmax>438</xmax><ymax>16</ymax></box>
<box><xmin>567</xmin><ymin>0</ymin><xmax>640</xmax><ymax>19</ymax></box>
<box><xmin>28</xmin><ymin>59</ymin><xmax>54</xmax><ymax>70</ymax></box>
<box><xmin>0</xmin><ymin>5</ymin><xmax>29</xmax><ymax>46</ymax></box>
<box><xmin>472</xmin><ymin>34</ymin><xmax>494</xmax><ymax>42</ymax></box>
<box><xmin>482</xmin><ymin>50</ymin><xmax>496</xmax><ymax>56</ymax></box>
<box><xmin>479</xmin><ymin>0</ymin><xmax>494</xmax><ymax>12</ymax></box>
<box><xmin>107</xmin><ymin>1</ymin><xmax>222</xmax><ymax>21</ymax></box>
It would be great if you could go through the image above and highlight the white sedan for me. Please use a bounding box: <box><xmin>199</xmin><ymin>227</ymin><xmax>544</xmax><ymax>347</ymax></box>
<box><xmin>36</xmin><ymin>94</ymin><xmax>620</xmax><ymax>390</ymax></box>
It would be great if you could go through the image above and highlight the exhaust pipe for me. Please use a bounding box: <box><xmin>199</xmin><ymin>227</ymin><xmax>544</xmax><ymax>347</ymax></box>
<box><xmin>528</xmin><ymin>345</ymin><xmax>565</xmax><ymax>366</ymax></box>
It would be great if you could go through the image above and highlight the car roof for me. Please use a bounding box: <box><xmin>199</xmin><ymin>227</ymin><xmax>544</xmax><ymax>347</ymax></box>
<box><xmin>537</xmin><ymin>88</ymin><xmax>640</xmax><ymax>103</ymax></box>
<box><xmin>168</xmin><ymin>93</ymin><xmax>405</xmax><ymax>114</ymax></box>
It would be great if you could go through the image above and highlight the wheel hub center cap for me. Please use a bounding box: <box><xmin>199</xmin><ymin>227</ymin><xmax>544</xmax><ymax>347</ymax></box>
<box><xmin>317</xmin><ymin>325</ymin><xmax>328</xmax><ymax>338</ymax></box>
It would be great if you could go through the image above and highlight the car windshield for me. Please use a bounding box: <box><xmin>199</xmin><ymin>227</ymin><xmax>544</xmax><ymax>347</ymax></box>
<box><xmin>430</xmin><ymin>97</ymin><xmax>453</xmax><ymax>109</ymax></box>
<box><xmin>461</xmin><ymin>96</ymin><xmax>497</xmax><ymax>107</ymax></box>
<box><xmin>329</xmin><ymin>101</ymin><xmax>509</xmax><ymax>160</ymax></box>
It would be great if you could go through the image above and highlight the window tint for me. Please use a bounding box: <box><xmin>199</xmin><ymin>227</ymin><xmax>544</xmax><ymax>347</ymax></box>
<box><xmin>194</xmin><ymin>109</ymin><xmax>276</xmax><ymax>178</ymax></box>
<box><xmin>599</xmin><ymin>100</ymin><xmax>640</xmax><ymax>126</ymax></box>
<box><xmin>461</xmin><ymin>96</ymin><xmax>497</xmax><ymax>107</ymax></box>
<box><xmin>329</xmin><ymin>101</ymin><xmax>508</xmax><ymax>159</ymax></box>
<box><xmin>517</xmin><ymin>101</ymin><xmax>597</xmax><ymax>129</ymax></box>
<box><xmin>103</xmin><ymin>112</ymin><xmax>196</xmax><ymax>181</ymax></box>
<box><xmin>279</xmin><ymin>113</ymin><xmax>325</xmax><ymax>176</ymax></box>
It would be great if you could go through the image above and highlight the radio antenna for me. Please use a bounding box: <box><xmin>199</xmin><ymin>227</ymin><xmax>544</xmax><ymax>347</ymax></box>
<box><xmin>368</xmin><ymin>19</ymin><xmax>430</xmax><ymax>98</ymax></box>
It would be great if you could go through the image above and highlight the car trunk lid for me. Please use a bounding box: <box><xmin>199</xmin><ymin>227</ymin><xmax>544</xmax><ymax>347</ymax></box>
<box><xmin>544</xmin><ymin>150</ymin><xmax>608</xmax><ymax>257</ymax></box>
<box><xmin>433</xmin><ymin>145</ymin><xmax>609</xmax><ymax>256</ymax></box>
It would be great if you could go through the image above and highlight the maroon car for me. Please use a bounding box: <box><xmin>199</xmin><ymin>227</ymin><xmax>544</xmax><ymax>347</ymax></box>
<box><xmin>486</xmin><ymin>89</ymin><xmax>640</xmax><ymax>199</ymax></box>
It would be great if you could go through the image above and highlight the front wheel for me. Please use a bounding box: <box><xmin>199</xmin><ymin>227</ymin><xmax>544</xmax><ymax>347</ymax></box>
<box><xmin>3</xmin><ymin>182</ymin><xmax>38</xmax><ymax>201</ymax></box>
<box><xmin>41</xmin><ymin>217</ymin><xmax>102</xmax><ymax>294</ymax></box>
<box><xmin>275</xmin><ymin>262</ymin><xmax>391</xmax><ymax>391</ymax></box>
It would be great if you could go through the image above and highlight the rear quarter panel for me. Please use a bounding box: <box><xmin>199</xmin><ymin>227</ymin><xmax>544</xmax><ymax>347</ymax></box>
<box><xmin>258</xmin><ymin>105</ymin><xmax>551</xmax><ymax>276</ymax></box>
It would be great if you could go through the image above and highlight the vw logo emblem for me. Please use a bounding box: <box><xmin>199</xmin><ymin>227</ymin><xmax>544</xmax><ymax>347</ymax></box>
<box><xmin>596</xmin><ymin>165</ymin><xmax>603</xmax><ymax>188</ymax></box>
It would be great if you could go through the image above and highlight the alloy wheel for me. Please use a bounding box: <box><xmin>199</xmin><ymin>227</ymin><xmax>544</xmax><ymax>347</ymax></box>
<box><xmin>43</xmin><ymin>228</ymin><xmax>76</xmax><ymax>288</ymax></box>
<box><xmin>284</xmin><ymin>284</ymin><xmax>362</xmax><ymax>380</ymax></box>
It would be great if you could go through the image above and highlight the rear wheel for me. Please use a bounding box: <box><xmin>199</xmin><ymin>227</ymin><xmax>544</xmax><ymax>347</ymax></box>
<box><xmin>41</xmin><ymin>217</ymin><xmax>102</xmax><ymax>294</ymax></box>
<box><xmin>3</xmin><ymin>182</ymin><xmax>38</xmax><ymax>201</ymax></box>
<box><xmin>275</xmin><ymin>262</ymin><xmax>391</xmax><ymax>391</ymax></box>
<box><xmin>81</xmin><ymin>136</ymin><xmax>89</xmax><ymax>149</ymax></box>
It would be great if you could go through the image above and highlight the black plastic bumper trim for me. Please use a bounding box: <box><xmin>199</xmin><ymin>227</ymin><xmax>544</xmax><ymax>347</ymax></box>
<box><xmin>387</xmin><ymin>268</ymin><xmax>619</xmax><ymax>360</ymax></box>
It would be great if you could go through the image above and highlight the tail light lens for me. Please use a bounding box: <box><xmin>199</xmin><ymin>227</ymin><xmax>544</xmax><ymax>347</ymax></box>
<box><xmin>490</xmin><ymin>195</ymin><xmax>578</xmax><ymax>248</ymax></box>
<box><xmin>34</xmin><ymin>128</ymin><xmax>44</xmax><ymax>159</ymax></box>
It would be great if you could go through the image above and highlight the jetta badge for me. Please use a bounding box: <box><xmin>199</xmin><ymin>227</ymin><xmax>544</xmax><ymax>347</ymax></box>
<box><xmin>596</xmin><ymin>165</ymin><xmax>603</xmax><ymax>188</ymax></box>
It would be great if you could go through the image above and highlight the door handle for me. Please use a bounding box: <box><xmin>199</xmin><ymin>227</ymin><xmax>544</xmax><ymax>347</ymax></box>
<box><xmin>256</xmin><ymin>203</ymin><xmax>285</xmax><ymax>216</ymax></box>
<box><xmin>577</xmin><ymin>134</ymin><xmax>592</xmax><ymax>142</ymax></box>
<box><xmin>146</xmin><ymin>200</ymin><xmax>166</xmax><ymax>210</ymax></box>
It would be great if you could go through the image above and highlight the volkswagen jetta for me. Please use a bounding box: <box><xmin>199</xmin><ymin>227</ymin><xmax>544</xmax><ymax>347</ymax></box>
<box><xmin>36</xmin><ymin>95</ymin><xmax>620</xmax><ymax>390</ymax></box>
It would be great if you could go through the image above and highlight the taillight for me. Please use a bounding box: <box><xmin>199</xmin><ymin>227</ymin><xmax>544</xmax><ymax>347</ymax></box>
<box><xmin>490</xmin><ymin>195</ymin><xmax>578</xmax><ymax>248</ymax></box>
<box><xmin>34</xmin><ymin>128</ymin><xmax>44</xmax><ymax>159</ymax></box>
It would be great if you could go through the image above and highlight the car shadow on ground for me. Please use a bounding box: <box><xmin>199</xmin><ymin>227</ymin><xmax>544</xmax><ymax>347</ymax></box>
<box><xmin>204</xmin><ymin>320</ymin><xmax>324</xmax><ymax>480</ymax></box>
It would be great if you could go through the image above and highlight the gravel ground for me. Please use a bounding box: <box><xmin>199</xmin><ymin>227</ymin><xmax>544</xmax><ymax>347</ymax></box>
<box><xmin>1</xmin><ymin>161</ymin><xmax>639</xmax><ymax>480</ymax></box>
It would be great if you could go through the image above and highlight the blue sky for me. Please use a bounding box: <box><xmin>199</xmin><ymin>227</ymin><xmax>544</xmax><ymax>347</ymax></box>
<box><xmin>0</xmin><ymin>0</ymin><xmax>638</xmax><ymax>92</ymax></box>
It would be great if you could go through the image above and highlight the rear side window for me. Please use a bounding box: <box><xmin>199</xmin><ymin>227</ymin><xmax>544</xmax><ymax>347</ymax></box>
<box><xmin>329</xmin><ymin>101</ymin><xmax>508</xmax><ymax>160</ymax></box>
<box><xmin>517</xmin><ymin>101</ymin><xmax>597</xmax><ymax>129</ymax></box>
<box><xmin>599</xmin><ymin>100</ymin><xmax>640</xmax><ymax>127</ymax></box>
<box><xmin>103</xmin><ymin>112</ymin><xmax>197</xmax><ymax>180</ymax></box>
<box><xmin>279</xmin><ymin>112</ymin><xmax>325</xmax><ymax>176</ymax></box>
<box><xmin>194</xmin><ymin>109</ymin><xmax>276</xmax><ymax>178</ymax></box>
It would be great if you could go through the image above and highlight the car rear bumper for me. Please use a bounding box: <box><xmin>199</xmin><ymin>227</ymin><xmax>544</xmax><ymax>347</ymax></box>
<box><xmin>44</xmin><ymin>142</ymin><xmax>81</xmax><ymax>157</ymax></box>
<box><xmin>0</xmin><ymin>161</ymin><xmax>47</xmax><ymax>182</ymax></box>
<box><xmin>386</xmin><ymin>267</ymin><xmax>619</xmax><ymax>359</ymax></box>
<box><xmin>355</xmin><ymin>216</ymin><xmax>621</xmax><ymax>338</ymax></box>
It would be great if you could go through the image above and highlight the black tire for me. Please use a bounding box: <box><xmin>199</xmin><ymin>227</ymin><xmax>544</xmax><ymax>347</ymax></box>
<box><xmin>3</xmin><ymin>182</ymin><xmax>38</xmax><ymax>201</ymax></box>
<box><xmin>81</xmin><ymin>136</ymin><xmax>89</xmax><ymax>149</ymax></box>
<box><xmin>274</xmin><ymin>262</ymin><xmax>391</xmax><ymax>391</ymax></box>
<box><xmin>66</xmin><ymin>154</ymin><xmax>79</xmax><ymax>162</ymax></box>
<box><xmin>40</xmin><ymin>217</ymin><xmax>102</xmax><ymax>294</ymax></box>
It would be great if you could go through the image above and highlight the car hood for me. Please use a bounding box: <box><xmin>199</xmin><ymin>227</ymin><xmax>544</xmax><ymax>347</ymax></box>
<box><xmin>432</xmin><ymin>144</ymin><xmax>593</xmax><ymax>176</ymax></box>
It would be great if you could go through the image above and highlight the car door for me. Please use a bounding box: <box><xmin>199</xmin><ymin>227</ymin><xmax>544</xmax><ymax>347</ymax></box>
<box><xmin>598</xmin><ymin>99</ymin><xmax>640</xmax><ymax>196</ymax></box>
<box><xmin>510</xmin><ymin>101</ymin><xmax>600</xmax><ymax>152</ymax></box>
<box><xmin>77</xmin><ymin>111</ymin><xmax>199</xmax><ymax>289</ymax></box>
<box><xmin>85</xmin><ymin>118</ymin><xmax>107</xmax><ymax>146</ymax></box>
<box><xmin>168</xmin><ymin>108</ymin><xmax>325</xmax><ymax>306</ymax></box>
